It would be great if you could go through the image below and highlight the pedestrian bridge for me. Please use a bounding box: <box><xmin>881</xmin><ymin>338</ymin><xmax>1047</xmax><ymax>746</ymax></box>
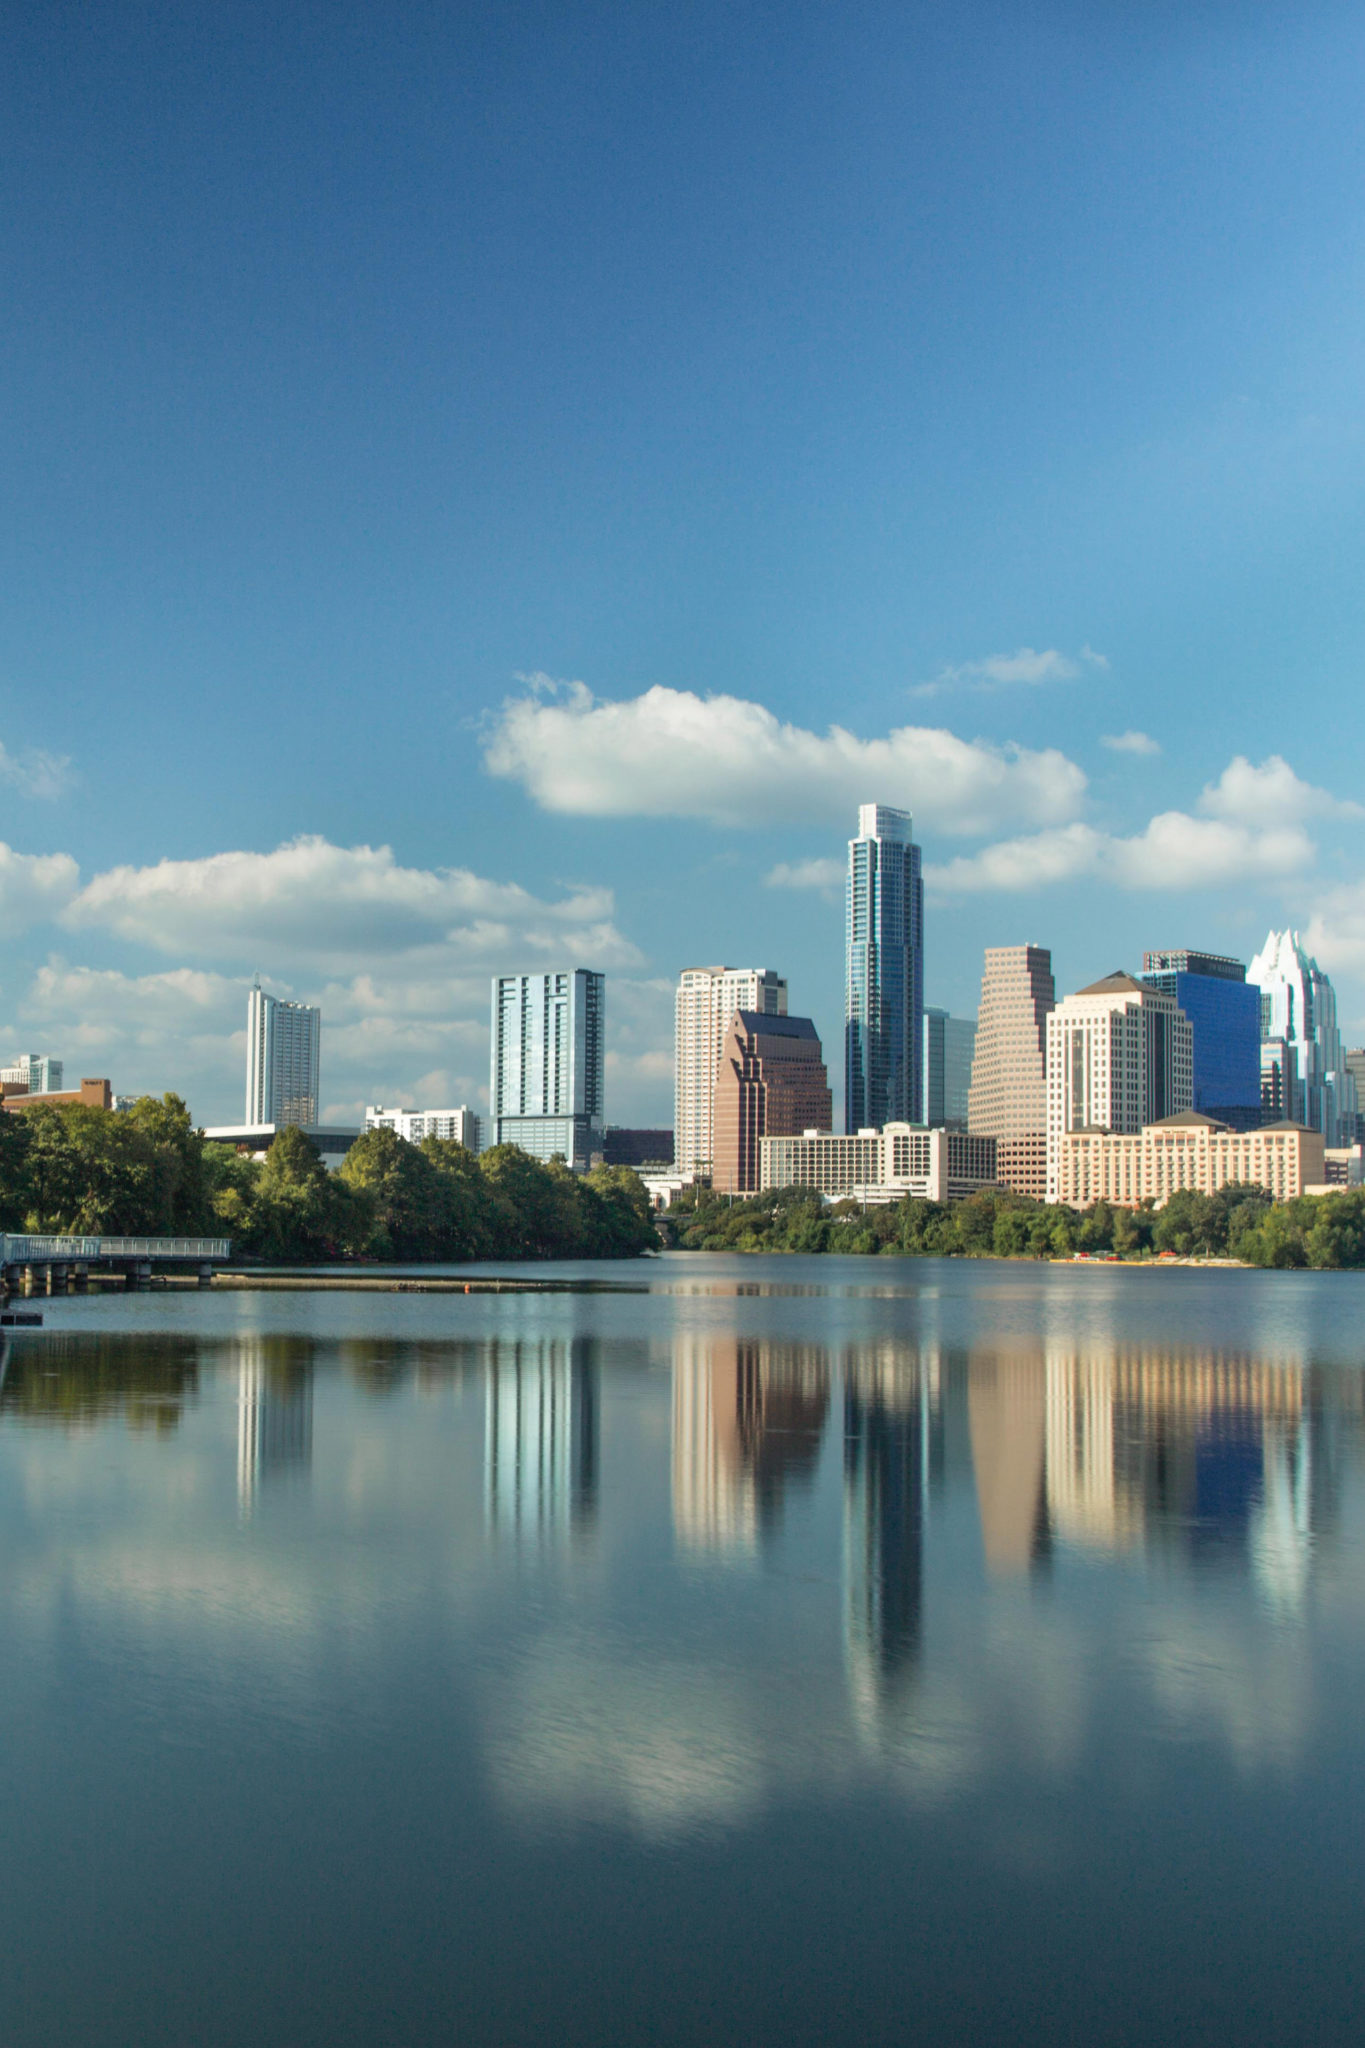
<box><xmin>0</xmin><ymin>1235</ymin><xmax>232</xmax><ymax>1295</ymax></box>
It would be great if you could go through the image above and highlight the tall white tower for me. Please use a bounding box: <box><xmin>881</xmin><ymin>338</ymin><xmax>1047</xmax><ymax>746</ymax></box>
<box><xmin>245</xmin><ymin>983</ymin><xmax>321</xmax><ymax>1126</ymax></box>
<box><xmin>674</xmin><ymin>967</ymin><xmax>787</xmax><ymax>1176</ymax></box>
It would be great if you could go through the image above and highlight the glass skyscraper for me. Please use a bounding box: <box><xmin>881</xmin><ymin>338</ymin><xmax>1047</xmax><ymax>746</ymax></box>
<box><xmin>489</xmin><ymin>969</ymin><xmax>605</xmax><ymax>1169</ymax></box>
<box><xmin>245</xmin><ymin>984</ymin><xmax>321</xmax><ymax>1126</ymax></box>
<box><xmin>845</xmin><ymin>805</ymin><xmax>923</xmax><ymax>1132</ymax></box>
<box><xmin>1141</xmin><ymin>950</ymin><xmax>1261</xmax><ymax>1132</ymax></box>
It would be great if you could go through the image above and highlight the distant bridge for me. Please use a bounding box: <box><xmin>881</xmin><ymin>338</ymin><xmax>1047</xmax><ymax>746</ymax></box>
<box><xmin>0</xmin><ymin>1235</ymin><xmax>233</xmax><ymax>1296</ymax></box>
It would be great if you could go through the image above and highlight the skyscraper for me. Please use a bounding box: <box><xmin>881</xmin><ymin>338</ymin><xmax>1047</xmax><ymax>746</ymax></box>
<box><xmin>245</xmin><ymin>984</ymin><xmax>321</xmax><ymax>1126</ymax></box>
<box><xmin>489</xmin><ymin>969</ymin><xmax>605</xmax><ymax>1169</ymax></box>
<box><xmin>1045</xmin><ymin>971</ymin><xmax>1192</xmax><ymax>1200</ymax></box>
<box><xmin>712</xmin><ymin>1011</ymin><xmax>832</xmax><ymax>1194</ymax></box>
<box><xmin>967</xmin><ymin>944</ymin><xmax>1055</xmax><ymax>1199</ymax></box>
<box><xmin>922</xmin><ymin>1008</ymin><xmax>976</xmax><ymax>1129</ymax></box>
<box><xmin>674</xmin><ymin>966</ymin><xmax>787</xmax><ymax>1176</ymax></box>
<box><xmin>845</xmin><ymin>804</ymin><xmax>924</xmax><ymax>1132</ymax></box>
<box><xmin>1248</xmin><ymin>930</ymin><xmax>1359</xmax><ymax>1144</ymax></box>
<box><xmin>1141</xmin><ymin>949</ymin><xmax>1261</xmax><ymax>1130</ymax></box>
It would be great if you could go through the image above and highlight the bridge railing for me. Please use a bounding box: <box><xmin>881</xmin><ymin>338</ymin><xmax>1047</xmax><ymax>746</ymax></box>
<box><xmin>0</xmin><ymin>1235</ymin><xmax>231</xmax><ymax>1264</ymax></box>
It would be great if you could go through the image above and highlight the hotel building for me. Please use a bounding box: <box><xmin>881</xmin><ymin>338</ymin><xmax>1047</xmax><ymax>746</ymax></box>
<box><xmin>1046</xmin><ymin>971</ymin><xmax>1192</xmax><ymax>1201</ymax></box>
<box><xmin>760</xmin><ymin>1123</ymin><xmax>998</xmax><ymax>1204</ymax></box>
<box><xmin>1054</xmin><ymin>1111</ymin><xmax>1325</xmax><ymax>1210</ymax></box>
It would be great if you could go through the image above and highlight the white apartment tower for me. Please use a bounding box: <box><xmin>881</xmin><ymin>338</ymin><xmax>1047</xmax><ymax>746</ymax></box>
<box><xmin>675</xmin><ymin>966</ymin><xmax>788</xmax><ymax>1176</ymax></box>
<box><xmin>245</xmin><ymin>984</ymin><xmax>321</xmax><ymax>1127</ymax></box>
<box><xmin>1045</xmin><ymin>971</ymin><xmax>1191</xmax><ymax>1200</ymax></box>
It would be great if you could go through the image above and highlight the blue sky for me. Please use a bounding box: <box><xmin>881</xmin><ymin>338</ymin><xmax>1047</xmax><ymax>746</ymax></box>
<box><xmin>3</xmin><ymin>0</ymin><xmax>1365</xmax><ymax>1126</ymax></box>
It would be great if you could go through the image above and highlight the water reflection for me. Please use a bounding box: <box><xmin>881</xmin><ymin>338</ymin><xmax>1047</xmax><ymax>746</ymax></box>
<box><xmin>843</xmin><ymin>1352</ymin><xmax>928</xmax><ymax>1729</ymax></box>
<box><xmin>236</xmin><ymin>1337</ymin><xmax>313</xmax><ymax>1513</ymax></box>
<box><xmin>671</xmin><ymin>1339</ymin><xmax>828</xmax><ymax>1558</ymax></box>
<box><xmin>485</xmin><ymin>1337</ymin><xmax>599</xmax><ymax>1547</ymax></box>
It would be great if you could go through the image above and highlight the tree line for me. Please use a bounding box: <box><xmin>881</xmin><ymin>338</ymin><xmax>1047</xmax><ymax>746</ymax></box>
<box><xmin>0</xmin><ymin>1097</ymin><xmax>658</xmax><ymax>1262</ymax></box>
<box><xmin>668</xmin><ymin>1179</ymin><xmax>1365</xmax><ymax>1268</ymax></box>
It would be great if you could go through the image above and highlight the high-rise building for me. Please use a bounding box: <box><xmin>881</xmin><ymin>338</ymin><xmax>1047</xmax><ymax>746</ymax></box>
<box><xmin>967</xmin><ymin>944</ymin><xmax>1055</xmax><ymax>1200</ymax></box>
<box><xmin>1141</xmin><ymin>950</ymin><xmax>1261</xmax><ymax>1131</ymax></box>
<box><xmin>1045</xmin><ymin>971</ymin><xmax>1192</xmax><ymax>1200</ymax></box>
<box><xmin>1346</xmin><ymin>1050</ymin><xmax>1365</xmax><ymax>1144</ymax></box>
<box><xmin>922</xmin><ymin>1008</ymin><xmax>976</xmax><ymax>1129</ymax></box>
<box><xmin>1260</xmin><ymin>1038</ymin><xmax>1298</xmax><ymax>1125</ymax></box>
<box><xmin>845</xmin><ymin>804</ymin><xmax>924</xmax><ymax>1132</ymax></box>
<box><xmin>245</xmin><ymin>984</ymin><xmax>321</xmax><ymax>1127</ymax></box>
<box><xmin>489</xmin><ymin>969</ymin><xmax>604</xmax><ymax>1169</ymax></box>
<box><xmin>712</xmin><ymin>1011</ymin><xmax>832</xmax><ymax>1194</ymax></box>
<box><xmin>1248</xmin><ymin>930</ymin><xmax>1359</xmax><ymax>1145</ymax></box>
<box><xmin>674</xmin><ymin>967</ymin><xmax>787</xmax><ymax>1175</ymax></box>
<box><xmin>364</xmin><ymin>1105</ymin><xmax>482</xmax><ymax>1149</ymax></box>
<box><xmin>0</xmin><ymin>1053</ymin><xmax>63</xmax><ymax>1096</ymax></box>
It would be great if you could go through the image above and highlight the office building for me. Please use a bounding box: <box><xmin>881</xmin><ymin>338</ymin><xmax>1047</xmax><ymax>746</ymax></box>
<box><xmin>674</xmin><ymin>967</ymin><xmax>787</xmax><ymax>1176</ymax></box>
<box><xmin>1054</xmin><ymin>1111</ymin><xmax>1324</xmax><ymax>1210</ymax></box>
<box><xmin>1248</xmin><ymin>930</ymin><xmax>1359</xmax><ymax>1145</ymax></box>
<box><xmin>489</xmin><ymin>969</ymin><xmax>605</xmax><ymax>1169</ymax></box>
<box><xmin>203</xmin><ymin>1122</ymin><xmax>360</xmax><ymax>1168</ymax></box>
<box><xmin>1346</xmin><ymin>1050</ymin><xmax>1365</xmax><ymax>1144</ymax></box>
<box><xmin>1142</xmin><ymin>950</ymin><xmax>1261</xmax><ymax>1131</ymax></box>
<box><xmin>1046</xmin><ymin>972</ymin><xmax>1192</xmax><ymax>1200</ymax></box>
<box><xmin>967</xmin><ymin>944</ymin><xmax>1055</xmax><ymax>1200</ymax></box>
<box><xmin>712</xmin><ymin>1012</ymin><xmax>832</xmax><ymax>1194</ymax></box>
<box><xmin>1260</xmin><ymin>1038</ymin><xmax>1298</xmax><ymax>1126</ymax></box>
<box><xmin>0</xmin><ymin>1053</ymin><xmax>63</xmax><ymax>1096</ymax></box>
<box><xmin>1</xmin><ymin>1076</ymin><xmax>111</xmax><ymax>1114</ymax></box>
<box><xmin>760</xmin><ymin>1123</ymin><xmax>997</xmax><ymax>1203</ymax></box>
<box><xmin>600</xmin><ymin>1127</ymin><xmax>674</xmax><ymax>1167</ymax></box>
<box><xmin>846</xmin><ymin>804</ymin><xmax>924</xmax><ymax>1132</ymax></box>
<box><xmin>246</xmin><ymin>984</ymin><xmax>321</xmax><ymax>1127</ymax></box>
<box><xmin>364</xmin><ymin>1105</ymin><xmax>482</xmax><ymax>1150</ymax></box>
<box><xmin>922</xmin><ymin>1008</ymin><xmax>976</xmax><ymax>1129</ymax></box>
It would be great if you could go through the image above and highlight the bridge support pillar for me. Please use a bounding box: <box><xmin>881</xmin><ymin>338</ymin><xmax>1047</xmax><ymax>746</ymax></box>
<box><xmin>74</xmin><ymin>1263</ymin><xmax>89</xmax><ymax>1294</ymax></box>
<box><xmin>137</xmin><ymin>1260</ymin><xmax>152</xmax><ymax>1291</ymax></box>
<box><xmin>198</xmin><ymin>1262</ymin><xmax>213</xmax><ymax>1289</ymax></box>
<box><xmin>23</xmin><ymin>1265</ymin><xmax>35</xmax><ymax>1298</ymax></box>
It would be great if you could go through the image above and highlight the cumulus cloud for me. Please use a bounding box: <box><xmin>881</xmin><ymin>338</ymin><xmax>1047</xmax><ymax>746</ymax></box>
<box><xmin>929</xmin><ymin>813</ymin><xmax>1315</xmax><ymax>894</ymax></box>
<box><xmin>1197</xmin><ymin>754</ymin><xmax>1362</xmax><ymax>828</ymax></box>
<box><xmin>0</xmin><ymin>842</ymin><xmax>80</xmax><ymax>937</ymax></box>
<box><xmin>765</xmin><ymin>857</ymin><xmax>844</xmax><ymax>893</ymax></box>
<box><xmin>0</xmin><ymin>742</ymin><xmax>74</xmax><ymax>801</ymax></box>
<box><xmin>1102</xmin><ymin>730</ymin><xmax>1161</xmax><ymax>757</ymax></box>
<box><xmin>484</xmin><ymin>680</ymin><xmax>1087</xmax><ymax>835</ymax></box>
<box><xmin>1305</xmin><ymin>885</ymin><xmax>1365</xmax><ymax>983</ymax></box>
<box><xmin>64</xmin><ymin>835</ymin><xmax>639</xmax><ymax>973</ymax></box>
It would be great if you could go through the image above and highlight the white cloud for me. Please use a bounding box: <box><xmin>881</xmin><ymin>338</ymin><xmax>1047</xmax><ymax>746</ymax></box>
<box><xmin>765</xmin><ymin>856</ymin><xmax>844</xmax><ymax>894</ymax></box>
<box><xmin>64</xmin><ymin>835</ymin><xmax>639</xmax><ymax>973</ymax></box>
<box><xmin>484</xmin><ymin>680</ymin><xmax>1087</xmax><ymax>835</ymax></box>
<box><xmin>0</xmin><ymin>743</ymin><xmax>74</xmax><ymax>801</ymax></box>
<box><xmin>1305</xmin><ymin>884</ymin><xmax>1365</xmax><ymax>985</ymax></box>
<box><xmin>929</xmin><ymin>812</ymin><xmax>1315</xmax><ymax>894</ymax></box>
<box><xmin>1197</xmin><ymin>754</ymin><xmax>1362</xmax><ymax>828</ymax></box>
<box><xmin>0</xmin><ymin>842</ymin><xmax>80</xmax><ymax>937</ymax></box>
<box><xmin>1101</xmin><ymin>730</ymin><xmax>1161</xmax><ymax>757</ymax></box>
<box><xmin>912</xmin><ymin>645</ymin><xmax>1109</xmax><ymax>698</ymax></box>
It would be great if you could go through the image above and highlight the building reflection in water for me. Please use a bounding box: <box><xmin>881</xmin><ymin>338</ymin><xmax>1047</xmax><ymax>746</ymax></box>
<box><xmin>485</xmin><ymin>1338</ymin><xmax>598</xmax><ymax>1549</ymax></box>
<box><xmin>671</xmin><ymin>1339</ymin><xmax>829</xmax><ymax>1559</ymax></box>
<box><xmin>967</xmin><ymin>1351</ymin><xmax>1049</xmax><ymax>1576</ymax></box>
<box><xmin>237</xmin><ymin>1336</ymin><xmax>313</xmax><ymax>1514</ymax></box>
<box><xmin>844</xmin><ymin>1349</ymin><xmax>930</xmax><ymax>1730</ymax></box>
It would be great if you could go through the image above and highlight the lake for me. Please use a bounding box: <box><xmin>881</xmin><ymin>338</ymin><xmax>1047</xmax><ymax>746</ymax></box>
<box><xmin>1</xmin><ymin>1252</ymin><xmax>1362</xmax><ymax>2046</ymax></box>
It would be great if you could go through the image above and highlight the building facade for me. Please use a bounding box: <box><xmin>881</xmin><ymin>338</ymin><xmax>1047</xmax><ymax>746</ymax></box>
<box><xmin>713</xmin><ymin>1012</ymin><xmax>832</xmax><ymax>1194</ymax></box>
<box><xmin>0</xmin><ymin>1053</ymin><xmax>63</xmax><ymax>1096</ymax></box>
<box><xmin>674</xmin><ymin>967</ymin><xmax>787</xmax><ymax>1176</ymax></box>
<box><xmin>922</xmin><ymin>1009</ymin><xmax>976</xmax><ymax>1129</ymax></box>
<box><xmin>364</xmin><ymin>1105</ymin><xmax>482</xmax><ymax>1150</ymax></box>
<box><xmin>489</xmin><ymin>969</ymin><xmax>605</xmax><ymax>1169</ymax></box>
<box><xmin>1248</xmin><ymin>929</ymin><xmax>1359</xmax><ymax>1145</ymax></box>
<box><xmin>1046</xmin><ymin>972</ymin><xmax>1192</xmax><ymax>1201</ymax></box>
<box><xmin>1141</xmin><ymin>950</ymin><xmax>1261</xmax><ymax>1130</ymax></box>
<box><xmin>967</xmin><ymin>944</ymin><xmax>1055</xmax><ymax>1200</ymax></box>
<box><xmin>760</xmin><ymin>1123</ymin><xmax>998</xmax><ymax>1204</ymax></box>
<box><xmin>845</xmin><ymin>805</ymin><xmax>924</xmax><ymax>1132</ymax></box>
<box><xmin>600</xmin><ymin>1127</ymin><xmax>674</xmax><ymax>1167</ymax></box>
<box><xmin>246</xmin><ymin>985</ymin><xmax>321</xmax><ymax>1127</ymax></box>
<box><xmin>1054</xmin><ymin>1112</ymin><xmax>1324</xmax><ymax>1210</ymax></box>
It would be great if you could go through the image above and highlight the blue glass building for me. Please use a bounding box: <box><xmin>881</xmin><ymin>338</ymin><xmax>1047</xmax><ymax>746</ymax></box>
<box><xmin>845</xmin><ymin>805</ymin><xmax>924</xmax><ymax>1131</ymax></box>
<box><xmin>1141</xmin><ymin>950</ymin><xmax>1261</xmax><ymax>1131</ymax></box>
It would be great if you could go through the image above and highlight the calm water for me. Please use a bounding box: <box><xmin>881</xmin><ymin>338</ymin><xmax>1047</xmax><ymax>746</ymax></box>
<box><xmin>2</xmin><ymin>1253</ymin><xmax>1363</xmax><ymax>2047</ymax></box>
